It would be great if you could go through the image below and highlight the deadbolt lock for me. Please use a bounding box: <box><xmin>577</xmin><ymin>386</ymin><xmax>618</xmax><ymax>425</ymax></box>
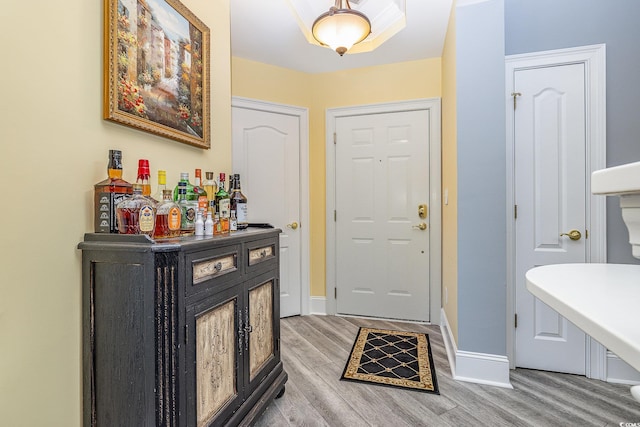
<box><xmin>418</xmin><ymin>204</ymin><xmax>428</xmax><ymax>219</ymax></box>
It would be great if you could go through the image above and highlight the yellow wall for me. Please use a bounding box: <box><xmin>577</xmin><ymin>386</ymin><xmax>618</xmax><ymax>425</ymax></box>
<box><xmin>231</xmin><ymin>58</ymin><xmax>442</xmax><ymax>297</ymax></box>
<box><xmin>0</xmin><ymin>1</ymin><xmax>231</xmax><ymax>425</ymax></box>
<box><xmin>441</xmin><ymin>2</ymin><xmax>459</xmax><ymax>342</ymax></box>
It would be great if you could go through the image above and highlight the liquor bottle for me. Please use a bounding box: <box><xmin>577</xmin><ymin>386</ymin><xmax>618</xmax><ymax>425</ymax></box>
<box><xmin>228</xmin><ymin>174</ymin><xmax>235</xmax><ymax>195</ymax></box>
<box><xmin>154</xmin><ymin>189</ymin><xmax>181</xmax><ymax>238</ymax></box>
<box><xmin>136</xmin><ymin>159</ymin><xmax>152</xmax><ymax>196</ymax></box>
<box><xmin>204</xmin><ymin>211</ymin><xmax>214</xmax><ymax>236</ymax></box>
<box><xmin>173</xmin><ymin>172</ymin><xmax>194</xmax><ymax>200</ymax></box>
<box><xmin>203</xmin><ymin>171</ymin><xmax>217</xmax><ymax>215</ymax></box>
<box><xmin>195</xmin><ymin>210</ymin><xmax>204</xmax><ymax>236</ymax></box>
<box><xmin>176</xmin><ymin>181</ymin><xmax>195</xmax><ymax>235</ymax></box>
<box><xmin>213</xmin><ymin>212</ymin><xmax>222</xmax><ymax>235</ymax></box>
<box><xmin>94</xmin><ymin>149</ymin><xmax>133</xmax><ymax>233</ymax></box>
<box><xmin>230</xmin><ymin>174</ymin><xmax>248</xmax><ymax>229</ymax></box>
<box><xmin>152</xmin><ymin>169</ymin><xmax>167</xmax><ymax>203</ymax></box>
<box><xmin>215</xmin><ymin>173</ymin><xmax>230</xmax><ymax>234</ymax></box>
<box><xmin>193</xmin><ymin>168</ymin><xmax>208</xmax><ymax>212</ymax></box>
<box><xmin>115</xmin><ymin>183</ymin><xmax>156</xmax><ymax>237</ymax></box>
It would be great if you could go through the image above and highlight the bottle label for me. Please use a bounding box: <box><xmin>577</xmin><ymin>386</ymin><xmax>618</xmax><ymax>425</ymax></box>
<box><xmin>95</xmin><ymin>191</ymin><xmax>130</xmax><ymax>233</ymax></box>
<box><xmin>139</xmin><ymin>205</ymin><xmax>155</xmax><ymax>232</ymax></box>
<box><xmin>219</xmin><ymin>199</ymin><xmax>230</xmax><ymax>218</ymax></box>
<box><xmin>181</xmin><ymin>200</ymin><xmax>197</xmax><ymax>230</ymax></box>
<box><xmin>236</xmin><ymin>203</ymin><xmax>248</xmax><ymax>223</ymax></box>
<box><xmin>168</xmin><ymin>206</ymin><xmax>181</xmax><ymax>230</ymax></box>
<box><xmin>198</xmin><ymin>195</ymin><xmax>208</xmax><ymax>211</ymax></box>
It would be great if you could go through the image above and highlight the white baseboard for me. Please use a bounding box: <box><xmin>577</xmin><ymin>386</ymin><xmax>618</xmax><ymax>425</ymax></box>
<box><xmin>310</xmin><ymin>296</ymin><xmax>327</xmax><ymax>315</ymax></box>
<box><xmin>440</xmin><ymin>308</ymin><xmax>513</xmax><ymax>389</ymax></box>
<box><xmin>606</xmin><ymin>352</ymin><xmax>640</xmax><ymax>385</ymax></box>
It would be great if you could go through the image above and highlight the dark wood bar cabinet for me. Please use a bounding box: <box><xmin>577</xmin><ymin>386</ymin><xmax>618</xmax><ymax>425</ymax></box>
<box><xmin>79</xmin><ymin>228</ymin><xmax>287</xmax><ymax>426</ymax></box>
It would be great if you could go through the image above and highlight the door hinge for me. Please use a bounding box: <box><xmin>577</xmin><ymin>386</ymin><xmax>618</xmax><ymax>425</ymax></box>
<box><xmin>514</xmin><ymin>313</ymin><xmax>518</xmax><ymax>328</ymax></box>
<box><xmin>184</xmin><ymin>324</ymin><xmax>188</xmax><ymax>345</ymax></box>
<box><xmin>333</xmin><ymin>132</ymin><xmax>337</xmax><ymax>145</ymax></box>
<box><xmin>511</xmin><ymin>92</ymin><xmax>522</xmax><ymax>110</ymax></box>
<box><xmin>334</xmin><ymin>287</ymin><xmax>337</xmax><ymax>299</ymax></box>
<box><xmin>334</xmin><ymin>210</ymin><xmax>337</xmax><ymax>222</ymax></box>
<box><xmin>514</xmin><ymin>204</ymin><xmax>518</xmax><ymax>219</ymax></box>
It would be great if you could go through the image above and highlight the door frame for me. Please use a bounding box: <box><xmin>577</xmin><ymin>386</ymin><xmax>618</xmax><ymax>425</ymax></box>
<box><xmin>231</xmin><ymin>96</ymin><xmax>311</xmax><ymax>316</ymax></box>
<box><xmin>325</xmin><ymin>98</ymin><xmax>442</xmax><ymax>324</ymax></box>
<box><xmin>505</xmin><ymin>44</ymin><xmax>607</xmax><ymax>377</ymax></box>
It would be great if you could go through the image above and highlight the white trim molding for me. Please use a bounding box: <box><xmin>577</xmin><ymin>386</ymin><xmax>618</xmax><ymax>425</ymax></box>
<box><xmin>325</xmin><ymin>98</ymin><xmax>442</xmax><ymax>324</ymax></box>
<box><xmin>441</xmin><ymin>308</ymin><xmax>513</xmax><ymax>388</ymax></box>
<box><xmin>231</xmin><ymin>96</ymin><xmax>311</xmax><ymax>316</ymax></box>
<box><xmin>505</xmin><ymin>44</ymin><xmax>607</xmax><ymax>378</ymax></box>
<box><xmin>310</xmin><ymin>297</ymin><xmax>327</xmax><ymax>316</ymax></box>
<box><xmin>606</xmin><ymin>352</ymin><xmax>640</xmax><ymax>385</ymax></box>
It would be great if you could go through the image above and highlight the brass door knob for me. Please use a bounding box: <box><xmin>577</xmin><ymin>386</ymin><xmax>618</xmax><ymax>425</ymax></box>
<box><xmin>560</xmin><ymin>229</ymin><xmax>581</xmax><ymax>241</ymax></box>
<box><xmin>287</xmin><ymin>222</ymin><xmax>299</xmax><ymax>230</ymax></box>
<box><xmin>412</xmin><ymin>222</ymin><xmax>427</xmax><ymax>231</ymax></box>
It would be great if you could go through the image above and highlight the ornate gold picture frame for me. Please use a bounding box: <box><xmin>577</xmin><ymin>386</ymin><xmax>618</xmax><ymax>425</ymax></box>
<box><xmin>104</xmin><ymin>0</ymin><xmax>210</xmax><ymax>148</ymax></box>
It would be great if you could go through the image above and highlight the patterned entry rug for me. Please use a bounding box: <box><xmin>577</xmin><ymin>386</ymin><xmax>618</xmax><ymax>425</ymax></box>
<box><xmin>340</xmin><ymin>327</ymin><xmax>439</xmax><ymax>394</ymax></box>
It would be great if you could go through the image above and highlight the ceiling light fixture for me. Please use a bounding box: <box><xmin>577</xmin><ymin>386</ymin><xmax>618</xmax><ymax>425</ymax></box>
<box><xmin>311</xmin><ymin>0</ymin><xmax>371</xmax><ymax>56</ymax></box>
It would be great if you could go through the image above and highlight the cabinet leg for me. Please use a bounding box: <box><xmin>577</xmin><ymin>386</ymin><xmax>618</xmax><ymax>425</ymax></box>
<box><xmin>276</xmin><ymin>385</ymin><xmax>286</xmax><ymax>399</ymax></box>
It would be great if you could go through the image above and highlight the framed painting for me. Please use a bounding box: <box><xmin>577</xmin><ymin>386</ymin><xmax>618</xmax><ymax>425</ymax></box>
<box><xmin>104</xmin><ymin>0</ymin><xmax>210</xmax><ymax>148</ymax></box>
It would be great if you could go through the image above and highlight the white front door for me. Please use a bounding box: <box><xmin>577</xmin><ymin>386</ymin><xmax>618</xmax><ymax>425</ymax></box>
<box><xmin>232</xmin><ymin>104</ymin><xmax>302</xmax><ymax>318</ymax></box>
<box><xmin>514</xmin><ymin>63</ymin><xmax>588</xmax><ymax>374</ymax></box>
<box><xmin>335</xmin><ymin>110</ymin><xmax>431</xmax><ymax>322</ymax></box>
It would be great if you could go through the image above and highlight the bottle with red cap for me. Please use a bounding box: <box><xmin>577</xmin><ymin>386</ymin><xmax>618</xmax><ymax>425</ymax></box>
<box><xmin>136</xmin><ymin>159</ymin><xmax>152</xmax><ymax>197</ymax></box>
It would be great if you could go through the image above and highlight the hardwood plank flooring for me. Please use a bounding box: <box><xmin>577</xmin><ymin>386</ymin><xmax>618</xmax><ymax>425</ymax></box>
<box><xmin>254</xmin><ymin>315</ymin><xmax>640</xmax><ymax>427</ymax></box>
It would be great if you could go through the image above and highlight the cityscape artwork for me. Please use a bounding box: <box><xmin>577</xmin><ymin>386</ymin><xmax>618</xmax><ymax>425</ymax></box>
<box><xmin>104</xmin><ymin>0</ymin><xmax>210</xmax><ymax>148</ymax></box>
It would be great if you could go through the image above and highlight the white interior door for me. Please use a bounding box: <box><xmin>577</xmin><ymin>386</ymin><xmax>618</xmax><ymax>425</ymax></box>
<box><xmin>514</xmin><ymin>63</ymin><xmax>588</xmax><ymax>374</ymax></box>
<box><xmin>335</xmin><ymin>110</ymin><xmax>430</xmax><ymax>322</ymax></box>
<box><xmin>232</xmin><ymin>105</ymin><xmax>301</xmax><ymax>318</ymax></box>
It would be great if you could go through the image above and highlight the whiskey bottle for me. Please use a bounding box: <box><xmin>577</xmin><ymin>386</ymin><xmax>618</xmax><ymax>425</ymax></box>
<box><xmin>94</xmin><ymin>149</ymin><xmax>132</xmax><ymax>233</ymax></box>
<box><xmin>176</xmin><ymin>182</ymin><xmax>196</xmax><ymax>235</ymax></box>
<box><xmin>230</xmin><ymin>174</ymin><xmax>248</xmax><ymax>229</ymax></box>
<box><xmin>136</xmin><ymin>159</ymin><xmax>152</xmax><ymax>197</ymax></box>
<box><xmin>215</xmin><ymin>173</ymin><xmax>230</xmax><ymax>234</ymax></box>
<box><xmin>115</xmin><ymin>183</ymin><xmax>156</xmax><ymax>237</ymax></box>
<box><xmin>151</xmin><ymin>169</ymin><xmax>167</xmax><ymax>203</ymax></box>
<box><xmin>154</xmin><ymin>189</ymin><xmax>181</xmax><ymax>239</ymax></box>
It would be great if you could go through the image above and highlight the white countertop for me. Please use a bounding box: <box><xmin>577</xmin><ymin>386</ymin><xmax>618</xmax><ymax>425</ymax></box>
<box><xmin>526</xmin><ymin>263</ymin><xmax>640</xmax><ymax>372</ymax></box>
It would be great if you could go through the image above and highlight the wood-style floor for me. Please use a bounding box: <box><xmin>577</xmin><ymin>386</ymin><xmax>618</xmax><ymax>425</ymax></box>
<box><xmin>254</xmin><ymin>315</ymin><xmax>640</xmax><ymax>427</ymax></box>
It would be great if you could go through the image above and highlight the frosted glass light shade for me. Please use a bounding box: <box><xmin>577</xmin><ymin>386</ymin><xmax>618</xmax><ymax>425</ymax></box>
<box><xmin>312</xmin><ymin>7</ymin><xmax>371</xmax><ymax>56</ymax></box>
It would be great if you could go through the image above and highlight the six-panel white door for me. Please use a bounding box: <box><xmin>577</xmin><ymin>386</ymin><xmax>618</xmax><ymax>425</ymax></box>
<box><xmin>335</xmin><ymin>110</ymin><xmax>431</xmax><ymax>322</ymax></box>
<box><xmin>514</xmin><ymin>63</ymin><xmax>588</xmax><ymax>374</ymax></box>
<box><xmin>232</xmin><ymin>106</ymin><xmax>301</xmax><ymax>318</ymax></box>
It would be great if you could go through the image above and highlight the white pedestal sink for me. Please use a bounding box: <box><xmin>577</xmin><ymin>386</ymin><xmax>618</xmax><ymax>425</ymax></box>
<box><xmin>592</xmin><ymin>160</ymin><xmax>640</xmax><ymax>258</ymax></box>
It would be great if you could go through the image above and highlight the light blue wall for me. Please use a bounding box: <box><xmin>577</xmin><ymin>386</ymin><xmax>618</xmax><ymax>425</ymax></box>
<box><xmin>456</xmin><ymin>0</ymin><xmax>507</xmax><ymax>355</ymax></box>
<box><xmin>505</xmin><ymin>0</ymin><xmax>640</xmax><ymax>265</ymax></box>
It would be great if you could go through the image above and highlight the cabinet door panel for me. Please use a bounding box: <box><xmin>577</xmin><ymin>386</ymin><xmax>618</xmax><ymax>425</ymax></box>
<box><xmin>249</xmin><ymin>280</ymin><xmax>274</xmax><ymax>380</ymax></box>
<box><xmin>244</xmin><ymin>270</ymin><xmax>280</xmax><ymax>397</ymax></box>
<box><xmin>186</xmin><ymin>288</ymin><xmax>243</xmax><ymax>427</ymax></box>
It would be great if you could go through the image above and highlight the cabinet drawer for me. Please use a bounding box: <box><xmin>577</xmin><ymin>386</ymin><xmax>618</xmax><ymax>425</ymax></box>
<box><xmin>248</xmin><ymin>245</ymin><xmax>276</xmax><ymax>266</ymax></box>
<box><xmin>187</xmin><ymin>245</ymin><xmax>241</xmax><ymax>298</ymax></box>
<box><xmin>245</xmin><ymin>238</ymin><xmax>278</xmax><ymax>273</ymax></box>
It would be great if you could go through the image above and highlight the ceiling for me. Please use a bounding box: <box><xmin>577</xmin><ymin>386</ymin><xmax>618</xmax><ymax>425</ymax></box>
<box><xmin>230</xmin><ymin>0</ymin><xmax>453</xmax><ymax>74</ymax></box>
